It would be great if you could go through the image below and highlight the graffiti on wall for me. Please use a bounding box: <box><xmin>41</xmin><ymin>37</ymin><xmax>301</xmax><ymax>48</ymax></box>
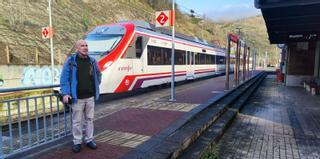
<box><xmin>0</xmin><ymin>73</ymin><xmax>3</xmax><ymax>87</ymax></box>
<box><xmin>21</xmin><ymin>66</ymin><xmax>62</xmax><ymax>86</ymax></box>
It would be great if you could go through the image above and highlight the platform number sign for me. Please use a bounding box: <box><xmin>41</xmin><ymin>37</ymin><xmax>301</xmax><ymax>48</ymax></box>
<box><xmin>42</xmin><ymin>27</ymin><xmax>53</xmax><ymax>39</ymax></box>
<box><xmin>155</xmin><ymin>10</ymin><xmax>173</xmax><ymax>27</ymax></box>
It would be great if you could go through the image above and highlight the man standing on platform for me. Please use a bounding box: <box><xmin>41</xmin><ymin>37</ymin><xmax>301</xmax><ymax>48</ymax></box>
<box><xmin>60</xmin><ymin>40</ymin><xmax>101</xmax><ymax>153</ymax></box>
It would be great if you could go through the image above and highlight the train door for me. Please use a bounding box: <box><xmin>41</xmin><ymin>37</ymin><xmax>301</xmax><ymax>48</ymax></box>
<box><xmin>125</xmin><ymin>36</ymin><xmax>146</xmax><ymax>76</ymax></box>
<box><xmin>186</xmin><ymin>51</ymin><xmax>195</xmax><ymax>80</ymax></box>
<box><xmin>216</xmin><ymin>56</ymin><xmax>225</xmax><ymax>74</ymax></box>
<box><xmin>132</xmin><ymin>36</ymin><xmax>145</xmax><ymax>74</ymax></box>
<box><xmin>216</xmin><ymin>56</ymin><xmax>221</xmax><ymax>74</ymax></box>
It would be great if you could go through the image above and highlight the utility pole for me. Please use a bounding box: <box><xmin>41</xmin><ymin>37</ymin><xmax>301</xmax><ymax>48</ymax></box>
<box><xmin>170</xmin><ymin>0</ymin><xmax>176</xmax><ymax>102</ymax></box>
<box><xmin>48</xmin><ymin>0</ymin><xmax>55</xmax><ymax>84</ymax></box>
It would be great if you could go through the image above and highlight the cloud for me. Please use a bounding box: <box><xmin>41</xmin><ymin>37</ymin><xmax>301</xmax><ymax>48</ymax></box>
<box><xmin>205</xmin><ymin>3</ymin><xmax>261</xmax><ymax>22</ymax></box>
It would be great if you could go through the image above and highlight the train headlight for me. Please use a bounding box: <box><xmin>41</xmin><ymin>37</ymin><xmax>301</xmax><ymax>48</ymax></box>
<box><xmin>103</xmin><ymin>61</ymin><xmax>113</xmax><ymax>69</ymax></box>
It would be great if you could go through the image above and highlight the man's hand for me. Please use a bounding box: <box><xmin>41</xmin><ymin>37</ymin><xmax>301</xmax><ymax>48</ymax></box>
<box><xmin>63</xmin><ymin>95</ymin><xmax>72</xmax><ymax>104</ymax></box>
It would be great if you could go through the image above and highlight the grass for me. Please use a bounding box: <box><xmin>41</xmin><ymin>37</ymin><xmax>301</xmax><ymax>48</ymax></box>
<box><xmin>201</xmin><ymin>146</ymin><xmax>219</xmax><ymax>159</ymax></box>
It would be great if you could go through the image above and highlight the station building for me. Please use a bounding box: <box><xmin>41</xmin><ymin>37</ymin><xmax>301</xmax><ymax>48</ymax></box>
<box><xmin>255</xmin><ymin>0</ymin><xmax>320</xmax><ymax>87</ymax></box>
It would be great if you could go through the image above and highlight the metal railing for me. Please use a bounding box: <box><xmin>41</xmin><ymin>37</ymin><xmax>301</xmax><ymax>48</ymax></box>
<box><xmin>0</xmin><ymin>85</ymin><xmax>72</xmax><ymax>159</ymax></box>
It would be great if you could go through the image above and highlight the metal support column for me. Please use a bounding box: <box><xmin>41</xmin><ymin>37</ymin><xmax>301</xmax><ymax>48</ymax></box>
<box><xmin>242</xmin><ymin>44</ymin><xmax>247</xmax><ymax>82</ymax></box>
<box><xmin>225</xmin><ymin>34</ymin><xmax>231</xmax><ymax>90</ymax></box>
<box><xmin>247</xmin><ymin>47</ymin><xmax>251</xmax><ymax>78</ymax></box>
<box><xmin>235</xmin><ymin>41</ymin><xmax>240</xmax><ymax>85</ymax></box>
<box><xmin>252</xmin><ymin>49</ymin><xmax>255</xmax><ymax>77</ymax></box>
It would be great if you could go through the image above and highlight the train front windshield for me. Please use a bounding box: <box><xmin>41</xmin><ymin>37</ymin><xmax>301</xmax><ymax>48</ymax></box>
<box><xmin>85</xmin><ymin>25</ymin><xmax>125</xmax><ymax>60</ymax></box>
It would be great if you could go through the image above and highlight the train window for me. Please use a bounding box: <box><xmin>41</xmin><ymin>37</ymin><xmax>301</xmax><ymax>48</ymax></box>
<box><xmin>212</xmin><ymin>55</ymin><xmax>216</xmax><ymax>64</ymax></box>
<box><xmin>164</xmin><ymin>48</ymin><xmax>171</xmax><ymax>65</ymax></box>
<box><xmin>148</xmin><ymin>46</ymin><xmax>161</xmax><ymax>65</ymax></box>
<box><xmin>200</xmin><ymin>54</ymin><xmax>206</xmax><ymax>64</ymax></box>
<box><xmin>206</xmin><ymin>55</ymin><xmax>211</xmax><ymax>64</ymax></box>
<box><xmin>136</xmin><ymin>37</ymin><xmax>143</xmax><ymax>58</ymax></box>
<box><xmin>216</xmin><ymin>56</ymin><xmax>220</xmax><ymax>64</ymax></box>
<box><xmin>174</xmin><ymin>49</ymin><xmax>185</xmax><ymax>65</ymax></box>
<box><xmin>124</xmin><ymin>36</ymin><xmax>144</xmax><ymax>59</ymax></box>
<box><xmin>216</xmin><ymin>56</ymin><xmax>219</xmax><ymax>64</ymax></box>
<box><xmin>148</xmin><ymin>45</ymin><xmax>189</xmax><ymax>65</ymax></box>
<box><xmin>86</xmin><ymin>35</ymin><xmax>123</xmax><ymax>60</ymax></box>
<box><xmin>192</xmin><ymin>53</ymin><xmax>219</xmax><ymax>65</ymax></box>
<box><xmin>216</xmin><ymin>56</ymin><xmax>226</xmax><ymax>64</ymax></box>
<box><xmin>191</xmin><ymin>52</ymin><xmax>194</xmax><ymax>65</ymax></box>
<box><xmin>186</xmin><ymin>51</ymin><xmax>190</xmax><ymax>65</ymax></box>
<box><xmin>195</xmin><ymin>53</ymin><xmax>199</xmax><ymax>64</ymax></box>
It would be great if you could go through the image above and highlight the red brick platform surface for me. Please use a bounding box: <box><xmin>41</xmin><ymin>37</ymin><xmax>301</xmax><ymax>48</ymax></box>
<box><xmin>34</xmin><ymin>108</ymin><xmax>185</xmax><ymax>159</ymax></box>
<box><xmin>94</xmin><ymin>108</ymin><xmax>185</xmax><ymax>136</ymax></box>
<box><xmin>174</xmin><ymin>77</ymin><xmax>228</xmax><ymax>104</ymax></box>
<box><xmin>39</xmin><ymin>142</ymin><xmax>131</xmax><ymax>159</ymax></box>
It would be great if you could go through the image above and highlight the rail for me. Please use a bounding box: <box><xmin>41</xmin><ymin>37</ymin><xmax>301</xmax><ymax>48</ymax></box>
<box><xmin>0</xmin><ymin>85</ymin><xmax>72</xmax><ymax>159</ymax></box>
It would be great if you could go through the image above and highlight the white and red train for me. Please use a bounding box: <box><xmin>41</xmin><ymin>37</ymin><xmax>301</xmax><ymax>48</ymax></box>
<box><xmin>84</xmin><ymin>21</ymin><xmax>235</xmax><ymax>94</ymax></box>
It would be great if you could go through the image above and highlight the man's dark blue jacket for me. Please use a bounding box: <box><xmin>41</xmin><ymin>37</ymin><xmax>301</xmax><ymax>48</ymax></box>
<box><xmin>60</xmin><ymin>53</ymin><xmax>102</xmax><ymax>103</ymax></box>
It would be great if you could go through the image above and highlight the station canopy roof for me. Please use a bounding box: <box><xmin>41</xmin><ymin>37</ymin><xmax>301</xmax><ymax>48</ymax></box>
<box><xmin>255</xmin><ymin>0</ymin><xmax>320</xmax><ymax>44</ymax></box>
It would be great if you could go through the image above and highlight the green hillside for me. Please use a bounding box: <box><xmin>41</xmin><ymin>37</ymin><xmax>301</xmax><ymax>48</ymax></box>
<box><xmin>0</xmin><ymin>0</ymin><xmax>277</xmax><ymax>65</ymax></box>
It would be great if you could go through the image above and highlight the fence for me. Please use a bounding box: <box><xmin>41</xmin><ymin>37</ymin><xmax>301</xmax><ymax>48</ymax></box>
<box><xmin>3</xmin><ymin>45</ymin><xmax>65</xmax><ymax>65</ymax></box>
<box><xmin>0</xmin><ymin>85</ymin><xmax>71</xmax><ymax>159</ymax></box>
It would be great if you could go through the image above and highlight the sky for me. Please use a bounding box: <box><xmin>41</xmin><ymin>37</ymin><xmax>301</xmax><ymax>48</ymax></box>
<box><xmin>175</xmin><ymin>0</ymin><xmax>261</xmax><ymax>22</ymax></box>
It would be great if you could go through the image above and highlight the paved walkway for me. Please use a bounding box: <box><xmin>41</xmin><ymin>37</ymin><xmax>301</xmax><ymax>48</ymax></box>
<box><xmin>26</xmin><ymin>73</ymin><xmax>245</xmax><ymax>159</ymax></box>
<box><xmin>215</xmin><ymin>75</ymin><xmax>320</xmax><ymax>159</ymax></box>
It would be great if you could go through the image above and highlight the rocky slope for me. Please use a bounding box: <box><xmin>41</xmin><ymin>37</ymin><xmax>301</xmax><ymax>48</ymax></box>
<box><xmin>0</xmin><ymin>0</ymin><xmax>277</xmax><ymax>65</ymax></box>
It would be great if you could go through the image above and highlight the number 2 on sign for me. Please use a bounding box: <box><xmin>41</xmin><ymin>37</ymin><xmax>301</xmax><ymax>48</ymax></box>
<box><xmin>160</xmin><ymin>15</ymin><xmax>166</xmax><ymax>24</ymax></box>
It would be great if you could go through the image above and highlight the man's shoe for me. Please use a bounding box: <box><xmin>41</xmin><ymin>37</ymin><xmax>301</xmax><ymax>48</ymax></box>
<box><xmin>72</xmin><ymin>144</ymin><xmax>81</xmax><ymax>153</ymax></box>
<box><xmin>86</xmin><ymin>141</ymin><xmax>97</xmax><ymax>150</ymax></box>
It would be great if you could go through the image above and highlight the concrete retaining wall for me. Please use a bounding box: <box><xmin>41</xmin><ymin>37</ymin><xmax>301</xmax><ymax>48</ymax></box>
<box><xmin>0</xmin><ymin>65</ymin><xmax>62</xmax><ymax>89</ymax></box>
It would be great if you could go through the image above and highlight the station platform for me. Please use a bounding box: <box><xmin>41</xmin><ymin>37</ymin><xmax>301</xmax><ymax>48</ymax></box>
<box><xmin>215</xmin><ymin>75</ymin><xmax>320</xmax><ymax>159</ymax></box>
<box><xmin>12</xmin><ymin>72</ymin><xmax>258</xmax><ymax>159</ymax></box>
<box><xmin>15</xmin><ymin>73</ymin><xmax>237</xmax><ymax>159</ymax></box>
